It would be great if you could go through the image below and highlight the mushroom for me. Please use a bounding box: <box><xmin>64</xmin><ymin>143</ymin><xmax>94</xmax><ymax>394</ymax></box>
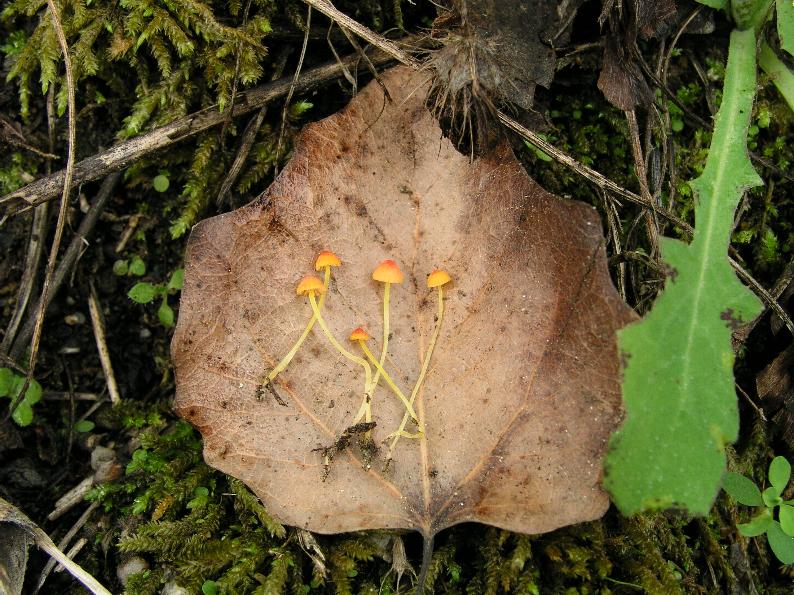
<box><xmin>371</xmin><ymin>259</ymin><xmax>404</xmax><ymax>391</ymax></box>
<box><xmin>297</xmin><ymin>276</ymin><xmax>376</xmax><ymax>423</ymax></box>
<box><xmin>263</xmin><ymin>251</ymin><xmax>341</xmax><ymax>390</ymax></box>
<box><xmin>348</xmin><ymin>327</ymin><xmax>419</xmax><ymax>423</ymax></box>
<box><xmin>386</xmin><ymin>269</ymin><xmax>452</xmax><ymax>463</ymax></box>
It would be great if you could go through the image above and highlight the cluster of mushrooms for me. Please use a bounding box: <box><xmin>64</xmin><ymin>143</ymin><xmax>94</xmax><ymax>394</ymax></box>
<box><xmin>262</xmin><ymin>251</ymin><xmax>451</xmax><ymax>469</ymax></box>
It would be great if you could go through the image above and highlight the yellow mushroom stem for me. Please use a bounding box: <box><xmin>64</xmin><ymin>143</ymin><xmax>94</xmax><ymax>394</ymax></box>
<box><xmin>372</xmin><ymin>282</ymin><xmax>391</xmax><ymax>389</ymax></box>
<box><xmin>266</xmin><ymin>267</ymin><xmax>332</xmax><ymax>383</ymax></box>
<box><xmin>386</xmin><ymin>284</ymin><xmax>445</xmax><ymax>459</ymax></box>
<box><xmin>356</xmin><ymin>340</ymin><xmax>419</xmax><ymax>422</ymax></box>
<box><xmin>307</xmin><ymin>293</ymin><xmax>375</xmax><ymax>422</ymax></box>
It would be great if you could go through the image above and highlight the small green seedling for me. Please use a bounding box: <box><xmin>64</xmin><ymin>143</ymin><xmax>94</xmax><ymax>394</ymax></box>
<box><xmin>0</xmin><ymin>367</ymin><xmax>42</xmax><ymax>426</ymax></box>
<box><xmin>128</xmin><ymin>268</ymin><xmax>184</xmax><ymax>327</ymax></box>
<box><xmin>113</xmin><ymin>254</ymin><xmax>146</xmax><ymax>277</ymax></box>
<box><xmin>723</xmin><ymin>456</ymin><xmax>794</xmax><ymax>564</ymax></box>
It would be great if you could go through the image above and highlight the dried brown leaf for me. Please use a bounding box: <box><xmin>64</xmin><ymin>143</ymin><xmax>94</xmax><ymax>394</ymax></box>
<box><xmin>172</xmin><ymin>67</ymin><xmax>636</xmax><ymax>540</ymax></box>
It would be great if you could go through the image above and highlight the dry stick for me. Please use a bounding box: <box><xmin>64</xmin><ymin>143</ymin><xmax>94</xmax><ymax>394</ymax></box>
<box><xmin>0</xmin><ymin>44</ymin><xmax>408</xmax><ymax>213</ymax></box>
<box><xmin>300</xmin><ymin>0</ymin><xmax>794</xmax><ymax>340</ymax></box>
<box><xmin>35</xmin><ymin>501</ymin><xmax>100</xmax><ymax>593</ymax></box>
<box><xmin>625</xmin><ymin>109</ymin><xmax>660</xmax><ymax>257</ymax></box>
<box><xmin>8</xmin><ymin>0</ymin><xmax>77</xmax><ymax>422</ymax></box>
<box><xmin>87</xmin><ymin>284</ymin><xmax>122</xmax><ymax>406</ymax></box>
<box><xmin>0</xmin><ymin>202</ymin><xmax>49</xmax><ymax>354</ymax></box>
<box><xmin>10</xmin><ymin>173</ymin><xmax>121</xmax><ymax>360</ymax></box>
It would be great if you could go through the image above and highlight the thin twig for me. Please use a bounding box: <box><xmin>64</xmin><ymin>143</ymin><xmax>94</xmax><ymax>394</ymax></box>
<box><xmin>274</xmin><ymin>5</ymin><xmax>312</xmax><ymax>173</ymax></box>
<box><xmin>625</xmin><ymin>109</ymin><xmax>659</xmax><ymax>257</ymax></box>
<box><xmin>88</xmin><ymin>284</ymin><xmax>122</xmax><ymax>406</ymax></box>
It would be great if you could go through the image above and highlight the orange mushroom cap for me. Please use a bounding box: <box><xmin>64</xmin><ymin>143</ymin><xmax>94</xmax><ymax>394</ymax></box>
<box><xmin>372</xmin><ymin>259</ymin><xmax>404</xmax><ymax>284</ymax></box>
<box><xmin>296</xmin><ymin>276</ymin><xmax>326</xmax><ymax>296</ymax></box>
<box><xmin>427</xmin><ymin>269</ymin><xmax>452</xmax><ymax>288</ymax></box>
<box><xmin>348</xmin><ymin>327</ymin><xmax>371</xmax><ymax>342</ymax></box>
<box><xmin>315</xmin><ymin>250</ymin><xmax>341</xmax><ymax>270</ymax></box>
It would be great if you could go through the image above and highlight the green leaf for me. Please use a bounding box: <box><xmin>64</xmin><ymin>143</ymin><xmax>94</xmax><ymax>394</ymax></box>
<box><xmin>128</xmin><ymin>282</ymin><xmax>157</xmax><ymax>304</ymax></box>
<box><xmin>780</xmin><ymin>504</ymin><xmax>794</xmax><ymax>536</ymax></box>
<box><xmin>604</xmin><ymin>29</ymin><xmax>763</xmax><ymax>515</ymax></box>
<box><xmin>0</xmin><ymin>368</ymin><xmax>14</xmax><ymax>397</ymax></box>
<box><xmin>769</xmin><ymin>456</ymin><xmax>791</xmax><ymax>494</ymax></box>
<box><xmin>129</xmin><ymin>256</ymin><xmax>146</xmax><ymax>277</ymax></box>
<box><xmin>11</xmin><ymin>400</ymin><xmax>33</xmax><ymax>426</ymax></box>
<box><xmin>112</xmin><ymin>260</ymin><xmax>129</xmax><ymax>276</ymax></box>
<box><xmin>24</xmin><ymin>379</ymin><xmax>42</xmax><ymax>405</ymax></box>
<box><xmin>167</xmin><ymin>268</ymin><xmax>184</xmax><ymax>291</ymax></box>
<box><xmin>767</xmin><ymin>521</ymin><xmax>794</xmax><ymax>564</ymax></box>
<box><xmin>738</xmin><ymin>509</ymin><xmax>773</xmax><ymax>536</ymax></box>
<box><xmin>764</xmin><ymin>486</ymin><xmax>783</xmax><ymax>507</ymax></box>
<box><xmin>778</xmin><ymin>0</ymin><xmax>794</xmax><ymax>57</ymax></box>
<box><xmin>152</xmin><ymin>174</ymin><xmax>170</xmax><ymax>192</ymax></box>
<box><xmin>202</xmin><ymin>580</ymin><xmax>218</xmax><ymax>595</ymax></box>
<box><xmin>759</xmin><ymin>42</ymin><xmax>794</xmax><ymax>113</ymax></box>
<box><xmin>74</xmin><ymin>420</ymin><xmax>95</xmax><ymax>433</ymax></box>
<box><xmin>723</xmin><ymin>472</ymin><xmax>763</xmax><ymax>506</ymax></box>
<box><xmin>157</xmin><ymin>299</ymin><xmax>174</xmax><ymax>327</ymax></box>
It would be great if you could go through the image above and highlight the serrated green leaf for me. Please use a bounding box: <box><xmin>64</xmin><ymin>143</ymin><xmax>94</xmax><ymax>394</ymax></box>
<box><xmin>11</xmin><ymin>400</ymin><xmax>33</xmax><ymax>426</ymax></box>
<box><xmin>759</xmin><ymin>42</ymin><xmax>794</xmax><ymax>113</ymax></box>
<box><xmin>738</xmin><ymin>509</ymin><xmax>773</xmax><ymax>536</ymax></box>
<box><xmin>769</xmin><ymin>456</ymin><xmax>791</xmax><ymax>493</ymax></box>
<box><xmin>604</xmin><ymin>28</ymin><xmax>763</xmax><ymax>516</ymax></box>
<box><xmin>128</xmin><ymin>282</ymin><xmax>157</xmax><ymax>304</ymax></box>
<box><xmin>778</xmin><ymin>0</ymin><xmax>794</xmax><ymax>57</ymax></box>
<box><xmin>780</xmin><ymin>504</ymin><xmax>794</xmax><ymax>535</ymax></box>
<box><xmin>767</xmin><ymin>521</ymin><xmax>794</xmax><ymax>564</ymax></box>
<box><xmin>723</xmin><ymin>472</ymin><xmax>763</xmax><ymax>505</ymax></box>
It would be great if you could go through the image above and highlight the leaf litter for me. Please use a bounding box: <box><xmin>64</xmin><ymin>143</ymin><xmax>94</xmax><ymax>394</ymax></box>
<box><xmin>172</xmin><ymin>66</ymin><xmax>636</xmax><ymax>573</ymax></box>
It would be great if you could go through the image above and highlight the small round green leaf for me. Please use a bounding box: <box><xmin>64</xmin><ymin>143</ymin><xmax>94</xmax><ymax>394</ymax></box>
<box><xmin>723</xmin><ymin>472</ymin><xmax>763</xmax><ymax>506</ymax></box>
<box><xmin>128</xmin><ymin>282</ymin><xmax>157</xmax><ymax>304</ymax></box>
<box><xmin>763</xmin><ymin>486</ymin><xmax>783</xmax><ymax>508</ymax></box>
<box><xmin>74</xmin><ymin>420</ymin><xmax>95</xmax><ymax>433</ymax></box>
<box><xmin>112</xmin><ymin>260</ymin><xmax>129</xmax><ymax>276</ymax></box>
<box><xmin>152</xmin><ymin>174</ymin><xmax>170</xmax><ymax>192</ymax></box>
<box><xmin>129</xmin><ymin>256</ymin><xmax>147</xmax><ymax>277</ymax></box>
<box><xmin>769</xmin><ymin>456</ymin><xmax>791</xmax><ymax>495</ymax></box>
<box><xmin>738</xmin><ymin>510</ymin><xmax>773</xmax><ymax>537</ymax></box>
<box><xmin>157</xmin><ymin>299</ymin><xmax>174</xmax><ymax>327</ymax></box>
<box><xmin>11</xmin><ymin>400</ymin><xmax>34</xmax><ymax>427</ymax></box>
<box><xmin>766</xmin><ymin>521</ymin><xmax>794</xmax><ymax>565</ymax></box>
<box><xmin>780</xmin><ymin>504</ymin><xmax>794</xmax><ymax>536</ymax></box>
<box><xmin>201</xmin><ymin>580</ymin><xmax>218</xmax><ymax>595</ymax></box>
<box><xmin>24</xmin><ymin>379</ymin><xmax>42</xmax><ymax>405</ymax></box>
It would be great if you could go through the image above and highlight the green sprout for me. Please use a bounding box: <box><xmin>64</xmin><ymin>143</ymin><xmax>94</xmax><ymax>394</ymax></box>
<box><xmin>128</xmin><ymin>268</ymin><xmax>184</xmax><ymax>327</ymax></box>
<box><xmin>723</xmin><ymin>456</ymin><xmax>794</xmax><ymax>564</ymax></box>
<box><xmin>0</xmin><ymin>367</ymin><xmax>42</xmax><ymax>426</ymax></box>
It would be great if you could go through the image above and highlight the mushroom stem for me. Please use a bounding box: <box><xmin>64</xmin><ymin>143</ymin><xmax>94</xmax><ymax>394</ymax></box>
<box><xmin>308</xmin><ymin>293</ymin><xmax>374</xmax><ymax>417</ymax></box>
<box><xmin>357</xmin><ymin>340</ymin><xmax>418</xmax><ymax>421</ymax></box>
<box><xmin>266</xmin><ymin>267</ymin><xmax>331</xmax><ymax>383</ymax></box>
<box><xmin>386</xmin><ymin>285</ymin><xmax>445</xmax><ymax>460</ymax></box>
<box><xmin>373</xmin><ymin>282</ymin><xmax>391</xmax><ymax>389</ymax></box>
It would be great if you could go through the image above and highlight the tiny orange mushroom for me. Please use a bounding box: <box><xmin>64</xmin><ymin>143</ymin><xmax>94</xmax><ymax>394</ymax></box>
<box><xmin>264</xmin><ymin>253</ymin><xmax>339</xmax><ymax>390</ymax></box>
<box><xmin>386</xmin><ymin>269</ymin><xmax>452</xmax><ymax>463</ymax></box>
